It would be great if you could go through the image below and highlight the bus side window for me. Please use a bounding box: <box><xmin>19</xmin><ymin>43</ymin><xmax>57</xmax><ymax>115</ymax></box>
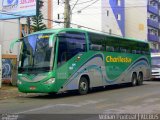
<box><xmin>132</xmin><ymin>50</ymin><xmax>136</xmax><ymax>54</ymax></box>
<box><xmin>120</xmin><ymin>48</ymin><xmax>126</xmax><ymax>53</ymax></box>
<box><xmin>136</xmin><ymin>50</ymin><xmax>141</xmax><ymax>54</ymax></box>
<box><xmin>90</xmin><ymin>44</ymin><xmax>104</xmax><ymax>51</ymax></box>
<box><xmin>101</xmin><ymin>45</ymin><xmax>105</xmax><ymax>51</ymax></box>
<box><xmin>57</xmin><ymin>32</ymin><xmax>86</xmax><ymax>67</ymax></box>
<box><xmin>106</xmin><ymin>46</ymin><xmax>114</xmax><ymax>52</ymax></box>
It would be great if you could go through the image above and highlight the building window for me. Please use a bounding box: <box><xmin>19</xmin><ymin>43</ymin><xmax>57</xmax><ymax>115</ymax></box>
<box><xmin>107</xmin><ymin>10</ymin><xmax>109</xmax><ymax>16</ymax></box>
<box><xmin>117</xmin><ymin>14</ymin><xmax>121</xmax><ymax>20</ymax></box>
<box><xmin>58</xmin><ymin>0</ymin><xmax>60</xmax><ymax>5</ymax></box>
<box><xmin>57</xmin><ymin>14</ymin><xmax>60</xmax><ymax>19</ymax></box>
<box><xmin>148</xmin><ymin>28</ymin><xmax>158</xmax><ymax>36</ymax></box>
<box><xmin>153</xmin><ymin>43</ymin><xmax>157</xmax><ymax>49</ymax></box>
<box><xmin>117</xmin><ymin>0</ymin><xmax>121</xmax><ymax>6</ymax></box>
<box><xmin>109</xmin><ymin>29</ymin><xmax>112</xmax><ymax>35</ymax></box>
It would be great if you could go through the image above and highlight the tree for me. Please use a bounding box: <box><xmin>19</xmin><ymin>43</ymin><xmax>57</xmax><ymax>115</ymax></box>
<box><xmin>31</xmin><ymin>0</ymin><xmax>46</xmax><ymax>32</ymax></box>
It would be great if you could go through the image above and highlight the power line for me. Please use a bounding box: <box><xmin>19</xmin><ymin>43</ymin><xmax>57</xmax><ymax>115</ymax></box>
<box><xmin>0</xmin><ymin>11</ymin><xmax>120</xmax><ymax>37</ymax></box>
<box><xmin>71</xmin><ymin>0</ymin><xmax>79</xmax><ymax>11</ymax></box>
<box><xmin>42</xmin><ymin>18</ymin><xmax>122</xmax><ymax>37</ymax></box>
<box><xmin>73</xmin><ymin>0</ymin><xmax>100</xmax><ymax>14</ymax></box>
<box><xmin>1</xmin><ymin>4</ymin><xmax>157</xmax><ymax>37</ymax></box>
<box><xmin>72</xmin><ymin>5</ymin><xmax>152</xmax><ymax>10</ymax></box>
<box><xmin>71</xmin><ymin>0</ymin><xmax>97</xmax><ymax>6</ymax></box>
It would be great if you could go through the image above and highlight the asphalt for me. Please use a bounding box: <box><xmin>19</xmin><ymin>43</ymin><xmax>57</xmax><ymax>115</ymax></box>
<box><xmin>0</xmin><ymin>84</ymin><xmax>24</xmax><ymax>100</ymax></box>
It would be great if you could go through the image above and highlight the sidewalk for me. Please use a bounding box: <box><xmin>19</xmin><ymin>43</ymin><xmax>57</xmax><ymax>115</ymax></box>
<box><xmin>0</xmin><ymin>85</ymin><xmax>24</xmax><ymax>100</ymax></box>
<box><xmin>0</xmin><ymin>85</ymin><xmax>44</xmax><ymax>100</ymax></box>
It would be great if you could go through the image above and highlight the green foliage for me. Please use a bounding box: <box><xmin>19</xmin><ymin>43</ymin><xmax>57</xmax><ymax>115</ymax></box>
<box><xmin>31</xmin><ymin>10</ymin><xmax>46</xmax><ymax>32</ymax></box>
<box><xmin>31</xmin><ymin>0</ymin><xmax>46</xmax><ymax>32</ymax></box>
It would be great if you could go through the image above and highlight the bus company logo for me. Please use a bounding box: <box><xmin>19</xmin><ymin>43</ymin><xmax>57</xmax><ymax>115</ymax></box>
<box><xmin>106</xmin><ymin>56</ymin><xmax>132</xmax><ymax>63</ymax></box>
<box><xmin>2</xmin><ymin>0</ymin><xmax>18</xmax><ymax>11</ymax></box>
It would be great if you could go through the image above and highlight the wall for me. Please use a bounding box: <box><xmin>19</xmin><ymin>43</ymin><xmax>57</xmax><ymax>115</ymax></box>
<box><xmin>125</xmin><ymin>0</ymin><xmax>148</xmax><ymax>41</ymax></box>
<box><xmin>0</xmin><ymin>20</ymin><xmax>19</xmax><ymax>55</ymax></box>
<box><xmin>41</xmin><ymin>0</ymin><xmax>53</xmax><ymax>29</ymax></box>
<box><xmin>0</xmin><ymin>0</ymin><xmax>53</xmax><ymax>56</ymax></box>
<box><xmin>53</xmin><ymin>0</ymin><xmax>102</xmax><ymax>32</ymax></box>
<box><xmin>103</xmin><ymin>0</ymin><xmax>125</xmax><ymax>36</ymax></box>
<box><xmin>0</xmin><ymin>0</ymin><xmax>53</xmax><ymax>85</ymax></box>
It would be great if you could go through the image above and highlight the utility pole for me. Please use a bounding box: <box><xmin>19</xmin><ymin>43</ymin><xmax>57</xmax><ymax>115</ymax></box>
<box><xmin>27</xmin><ymin>17</ymin><xmax>31</xmax><ymax>34</ymax></box>
<box><xmin>64</xmin><ymin>0</ymin><xmax>71</xmax><ymax>28</ymax></box>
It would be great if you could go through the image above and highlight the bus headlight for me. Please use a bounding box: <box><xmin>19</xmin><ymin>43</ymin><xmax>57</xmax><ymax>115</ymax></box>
<box><xmin>17</xmin><ymin>80</ymin><xmax>22</xmax><ymax>85</ymax></box>
<box><xmin>44</xmin><ymin>78</ymin><xmax>55</xmax><ymax>84</ymax></box>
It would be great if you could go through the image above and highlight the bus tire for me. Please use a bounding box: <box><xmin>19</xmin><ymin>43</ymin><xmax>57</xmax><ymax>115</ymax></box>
<box><xmin>78</xmin><ymin>77</ymin><xmax>89</xmax><ymax>95</ymax></box>
<box><xmin>137</xmin><ymin>72</ymin><xmax>143</xmax><ymax>85</ymax></box>
<box><xmin>131</xmin><ymin>73</ymin><xmax>137</xmax><ymax>86</ymax></box>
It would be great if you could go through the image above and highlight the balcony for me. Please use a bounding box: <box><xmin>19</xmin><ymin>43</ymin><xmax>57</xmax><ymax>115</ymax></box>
<box><xmin>148</xmin><ymin>34</ymin><xmax>159</xmax><ymax>42</ymax></box>
<box><xmin>148</xmin><ymin>5</ymin><xmax>159</xmax><ymax>15</ymax></box>
<box><xmin>148</xmin><ymin>19</ymin><xmax>159</xmax><ymax>29</ymax></box>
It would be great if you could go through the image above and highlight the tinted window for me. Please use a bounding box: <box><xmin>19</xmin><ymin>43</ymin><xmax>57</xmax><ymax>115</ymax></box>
<box><xmin>88</xmin><ymin>32</ymin><xmax>150</xmax><ymax>55</ymax></box>
<box><xmin>19</xmin><ymin>34</ymin><xmax>54</xmax><ymax>74</ymax></box>
<box><xmin>119</xmin><ymin>39</ymin><xmax>150</xmax><ymax>55</ymax></box>
<box><xmin>89</xmin><ymin>33</ymin><xmax>119</xmax><ymax>52</ymax></box>
<box><xmin>89</xmin><ymin>33</ymin><xmax>106</xmax><ymax>51</ymax></box>
<box><xmin>57</xmin><ymin>32</ymin><xmax>86</xmax><ymax>66</ymax></box>
<box><xmin>105</xmin><ymin>37</ymin><xmax>119</xmax><ymax>52</ymax></box>
<box><xmin>119</xmin><ymin>39</ymin><xmax>131</xmax><ymax>53</ymax></box>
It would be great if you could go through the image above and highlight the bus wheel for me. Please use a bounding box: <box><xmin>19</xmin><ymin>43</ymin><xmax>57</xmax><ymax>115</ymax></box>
<box><xmin>137</xmin><ymin>73</ymin><xmax>143</xmax><ymax>85</ymax></box>
<box><xmin>78</xmin><ymin>77</ymin><xmax>89</xmax><ymax>95</ymax></box>
<box><xmin>131</xmin><ymin>73</ymin><xmax>137</xmax><ymax>86</ymax></box>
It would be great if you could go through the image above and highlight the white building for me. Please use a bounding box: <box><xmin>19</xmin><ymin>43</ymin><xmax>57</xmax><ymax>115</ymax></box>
<box><xmin>53</xmin><ymin>0</ymin><xmax>160</xmax><ymax>52</ymax></box>
<box><xmin>53</xmin><ymin>0</ymin><xmax>106</xmax><ymax>32</ymax></box>
<box><xmin>53</xmin><ymin>0</ymin><xmax>125</xmax><ymax>36</ymax></box>
<box><xmin>125</xmin><ymin>0</ymin><xmax>160</xmax><ymax>52</ymax></box>
<box><xmin>0</xmin><ymin>0</ymin><xmax>53</xmax><ymax>56</ymax></box>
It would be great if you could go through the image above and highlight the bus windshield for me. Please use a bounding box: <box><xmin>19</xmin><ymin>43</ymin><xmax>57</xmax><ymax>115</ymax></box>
<box><xmin>18</xmin><ymin>33</ymin><xmax>54</xmax><ymax>74</ymax></box>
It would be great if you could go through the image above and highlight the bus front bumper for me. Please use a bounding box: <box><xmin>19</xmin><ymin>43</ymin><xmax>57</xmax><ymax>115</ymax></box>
<box><xmin>17</xmin><ymin>79</ymin><xmax>58</xmax><ymax>93</ymax></box>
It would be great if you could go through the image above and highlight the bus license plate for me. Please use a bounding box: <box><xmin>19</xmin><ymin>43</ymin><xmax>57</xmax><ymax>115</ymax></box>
<box><xmin>30</xmin><ymin>86</ymin><xmax>36</xmax><ymax>90</ymax></box>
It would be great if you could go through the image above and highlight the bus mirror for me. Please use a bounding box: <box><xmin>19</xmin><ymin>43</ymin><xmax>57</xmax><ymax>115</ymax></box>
<box><xmin>9</xmin><ymin>39</ymin><xmax>20</xmax><ymax>53</ymax></box>
<box><xmin>49</xmin><ymin>35</ymin><xmax>54</xmax><ymax>48</ymax></box>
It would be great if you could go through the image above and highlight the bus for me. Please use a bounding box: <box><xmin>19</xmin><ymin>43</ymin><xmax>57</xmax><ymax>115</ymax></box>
<box><xmin>10</xmin><ymin>28</ymin><xmax>151</xmax><ymax>95</ymax></box>
<box><xmin>151</xmin><ymin>53</ymin><xmax>160</xmax><ymax>79</ymax></box>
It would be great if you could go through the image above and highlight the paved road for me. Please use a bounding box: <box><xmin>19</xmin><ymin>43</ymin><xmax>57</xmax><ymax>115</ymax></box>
<box><xmin>0</xmin><ymin>81</ymin><xmax>160</xmax><ymax>120</ymax></box>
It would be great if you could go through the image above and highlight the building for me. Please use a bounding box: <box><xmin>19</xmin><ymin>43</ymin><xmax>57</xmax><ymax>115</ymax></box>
<box><xmin>53</xmin><ymin>0</ymin><xmax>105</xmax><ymax>32</ymax></box>
<box><xmin>147</xmin><ymin>0</ymin><xmax>160</xmax><ymax>52</ymax></box>
<box><xmin>53</xmin><ymin>0</ymin><xmax>160</xmax><ymax>52</ymax></box>
<box><xmin>0</xmin><ymin>0</ymin><xmax>52</xmax><ymax>55</ymax></box>
<box><xmin>106</xmin><ymin>0</ymin><xmax>160</xmax><ymax>52</ymax></box>
<box><xmin>0</xmin><ymin>0</ymin><xmax>52</xmax><ymax>84</ymax></box>
<box><xmin>125</xmin><ymin>0</ymin><xmax>160</xmax><ymax>52</ymax></box>
<box><xmin>104</xmin><ymin>0</ymin><xmax>125</xmax><ymax>36</ymax></box>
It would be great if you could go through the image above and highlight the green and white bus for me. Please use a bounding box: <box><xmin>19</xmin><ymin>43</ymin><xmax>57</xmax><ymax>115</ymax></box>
<box><xmin>11</xmin><ymin>28</ymin><xmax>151</xmax><ymax>95</ymax></box>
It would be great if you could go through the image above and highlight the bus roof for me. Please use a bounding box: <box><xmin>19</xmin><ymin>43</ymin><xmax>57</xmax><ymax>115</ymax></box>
<box><xmin>29</xmin><ymin>28</ymin><xmax>149</xmax><ymax>44</ymax></box>
<box><xmin>87</xmin><ymin>30</ymin><xmax>148</xmax><ymax>44</ymax></box>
